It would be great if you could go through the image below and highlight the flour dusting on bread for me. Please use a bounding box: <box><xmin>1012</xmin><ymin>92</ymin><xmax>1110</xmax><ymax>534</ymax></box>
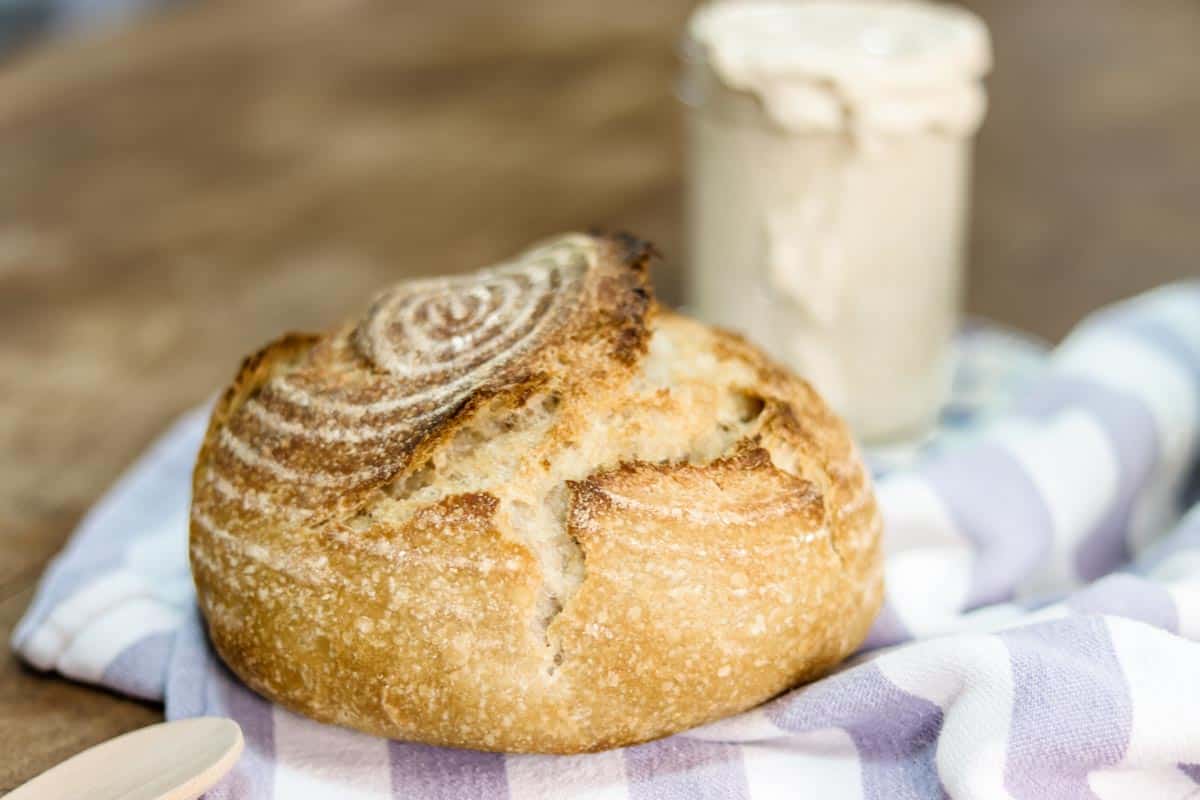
<box><xmin>189</xmin><ymin>233</ymin><xmax>883</xmax><ymax>753</ymax></box>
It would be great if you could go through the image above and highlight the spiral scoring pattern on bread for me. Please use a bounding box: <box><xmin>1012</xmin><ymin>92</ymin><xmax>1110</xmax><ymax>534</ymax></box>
<box><xmin>197</xmin><ymin>236</ymin><xmax>593</xmax><ymax>513</ymax></box>
<box><xmin>357</xmin><ymin>242</ymin><xmax>585</xmax><ymax>387</ymax></box>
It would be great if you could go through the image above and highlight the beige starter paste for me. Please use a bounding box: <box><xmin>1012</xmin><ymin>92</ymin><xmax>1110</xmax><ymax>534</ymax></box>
<box><xmin>683</xmin><ymin>0</ymin><xmax>991</xmax><ymax>441</ymax></box>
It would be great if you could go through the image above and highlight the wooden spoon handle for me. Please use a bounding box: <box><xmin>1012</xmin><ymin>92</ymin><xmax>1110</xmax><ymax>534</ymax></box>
<box><xmin>9</xmin><ymin>717</ymin><xmax>243</xmax><ymax>800</ymax></box>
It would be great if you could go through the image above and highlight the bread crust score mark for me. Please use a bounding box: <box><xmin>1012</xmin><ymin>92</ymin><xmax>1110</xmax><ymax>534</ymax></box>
<box><xmin>189</xmin><ymin>232</ymin><xmax>883</xmax><ymax>753</ymax></box>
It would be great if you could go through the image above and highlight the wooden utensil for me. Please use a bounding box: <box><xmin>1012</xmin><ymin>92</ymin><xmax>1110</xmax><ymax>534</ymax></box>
<box><xmin>8</xmin><ymin>717</ymin><xmax>243</xmax><ymax>800</ymax></box>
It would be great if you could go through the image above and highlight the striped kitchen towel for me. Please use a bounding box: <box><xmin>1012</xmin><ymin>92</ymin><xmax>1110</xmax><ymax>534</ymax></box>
<box><xmin>13</xmin><ymin>282</ymin><xmax>1200</xmax><ymax>799</ymax></box>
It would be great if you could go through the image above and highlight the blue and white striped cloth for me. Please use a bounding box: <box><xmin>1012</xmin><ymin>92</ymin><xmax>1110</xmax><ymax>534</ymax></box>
<box><xmin>13</xmin><ymin>283</ymin><xmax>1200</xmax><ymax>799</ymax></box>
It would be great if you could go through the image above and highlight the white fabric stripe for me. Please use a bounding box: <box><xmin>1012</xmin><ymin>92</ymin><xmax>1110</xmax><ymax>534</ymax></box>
<box><xmin>900</xmin><ymin>600</ymin><xmax>1072</xmax><ymax>640</ymax></box>
<box><xmin>20</xmin><ymin>570</ymin><xmax>154</xmax><ymax>670</ymax></box>
<box><xmin>506</xmin><ymin>750</ymin><xmax>630</xmax><ymax>800</ymax></box>
<box><xmin>1056</xmin><ymin>328</ymin><xmax>1200</xmax><ymax>555</ymax></box>
<box><xmin>1098</xmin><ymin>617</ymin><xmax>1200</xmax><ymax>797</ymax></box>
<box><xmin>685</xmin><ymin>707</ymin><xmax>786</xmax><ymax>743</ymax></box>
<box><xmin>272</xmin><ymin>706</ymin><xmax>391</xmax><ymax>799</ymax></box>
<box><xmin>875</xmin><ymin>473</ymin><xmax>972</xmax><ymax>637</ymax></box>
<box><xmin>1146</xmin><ymin>551</ymin><xmax>1200</xmax><ymax>641</ymax></box>
<box><xmin>1089</xmin><ymin>767</ymin><xmax>1200</xmax><ymax>800</ymax></box>
<box><xmin>991</xmin><ymin>413</ymin><xmax>1119</xmax><ymax>597</ymax></box>
<box><xmin>57</xmin><ymin>598</ymin><xmax>181</xmax><ymax>683</ymax></box>
<box><xmin>877</xmin><ymin>473</ymin><xmax>966</xmax><ymax>555</ymax></box>
<box><xmin>1129</xmin><ymin>285</ymin><xmax>1200</xmax><ymax>359</ymax></box>
<box><xmin>741</xmin><ymin>730</ymin><xmax>863</xmax><ymax>800</ymax></box>
<box><xmin>875</xmin><ymin>635</ymin><xmax>1015</xmax><ymax>800</ymax></box>
<box><xmin>1167</xmin><ymin>583</ymin><xmax>1200</xmax><ymax>642</ymax></box>
<box><xmin>885</xmin><ymin>549</ymin><xmax>972</xmax><ymax>639</ymax></box>
<box><xmin>946</xmin><ymin>603</ymin><xmax>1028</xmax><ymax>635</ymax></box>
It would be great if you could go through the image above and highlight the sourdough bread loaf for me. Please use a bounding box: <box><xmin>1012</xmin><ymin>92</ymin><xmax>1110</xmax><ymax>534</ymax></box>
<box><xmin>189</xmin><ymin>232</ymin><xmax>883</xmax><ymax>753</ymax></box>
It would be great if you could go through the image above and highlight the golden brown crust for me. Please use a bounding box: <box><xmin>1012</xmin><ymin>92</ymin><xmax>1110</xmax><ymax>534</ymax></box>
<box><xmin>190</xmin><ymin>232</ymin><xmax>882</xmax><ymax>753</ymax></box>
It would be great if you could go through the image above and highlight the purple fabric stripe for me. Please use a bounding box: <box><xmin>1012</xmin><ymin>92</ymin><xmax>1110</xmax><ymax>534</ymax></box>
<box><xmin>924</xmin><ymin>444</ymin><xmax>1054</xmax><ymax>607</ymax></box>
<box><xmin>1066</xmin><ymin>573</ymin><xmax>1178</xmax><ymax>633</ymax></box>
<box><xmin>1018</xmin><ymin>375</ymin><xmax>1161</xmax><ymax>580</ymax></box>
<box><xmin>862</xmin><ymin>601</ymin><xmax>912</xmax><ymax>650</ymax></box>
<box><xmin>169</xmin><ymin>612</ymin><xmax>275</xmax><ymax>800</ymax></box>
<box><xmin>206</xmin><ymin>674</ymin><xmax>276</xmax><ymax>800</ymax></box>
<box><xmin>389</xmin><ymin>742</ymin><xmax>509</xmax><ymax>800</ymax></box>
<box><xmin>765</xmin><ymin>663</ymin><xmax>946</xmax><ymax>800</ymax></box>
<box><xmin>165</xmin><ymin>611</ymin><xmax>212</xmax><ymax>719</ymax></box>
<box><xmin>625</xmin><ymin>736</ymin><xmax>751</xmax><ymax>800</ymax></box>
<box><xmin>101</xmin><ymin>630</ymin><xmax>174</xmax><ymax>701</ymax></box>
<box><xmin>1001</xmin><ymin>617</ymin><xmax>1131</xmax><ymax>799</ymax></box>
<box><xmin>1180</xmin><ymin>763</ymin><xmax>1200</xmax><ymax>784</ymax></box>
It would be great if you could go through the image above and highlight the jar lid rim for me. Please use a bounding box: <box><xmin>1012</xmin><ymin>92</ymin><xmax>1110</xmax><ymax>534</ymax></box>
<box><xmin>688</xmin><ymin>0</ymin><xmax>992</xmax><ymax>89</ymax></box>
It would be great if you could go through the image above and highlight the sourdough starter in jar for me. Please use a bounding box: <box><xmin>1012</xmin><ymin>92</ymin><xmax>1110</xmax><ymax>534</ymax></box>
<box><xmin>682</xmin><ymin>1</ymin><xmax>991</xmax><ymax>442</ymax></box>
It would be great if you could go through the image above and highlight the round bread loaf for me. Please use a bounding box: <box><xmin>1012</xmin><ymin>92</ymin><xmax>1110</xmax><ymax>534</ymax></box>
<box><xmin>189</xmin><ymin>232</ymin><xmax>883</xmax><ymax>754</ymax></box>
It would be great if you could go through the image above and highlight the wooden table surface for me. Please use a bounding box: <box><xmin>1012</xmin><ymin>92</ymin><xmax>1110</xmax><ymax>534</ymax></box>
<box><xmin>1</xmin><ymin>0</ymin><xmax>1197</xmax><ymax>788</ymax></box>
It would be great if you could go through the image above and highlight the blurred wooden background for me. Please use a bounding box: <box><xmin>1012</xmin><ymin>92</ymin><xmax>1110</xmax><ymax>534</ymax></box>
<box><xmin>1</xmin><ymin>0</ymin><xmax>1197</xmax><ymax>787</ymax></box>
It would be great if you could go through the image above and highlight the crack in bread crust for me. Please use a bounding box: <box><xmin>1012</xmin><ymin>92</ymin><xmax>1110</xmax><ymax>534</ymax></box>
<box><xmin>189</xmin><ymin>232</ymin><xmax>882</xmax><ymax>754</ymax></box>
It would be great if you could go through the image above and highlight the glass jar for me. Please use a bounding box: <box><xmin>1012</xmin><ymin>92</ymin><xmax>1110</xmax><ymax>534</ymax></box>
<box><xmin>682</xmin><ymin>0</ymin><xmax>991</xmax><ymax>442</ymax></box>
